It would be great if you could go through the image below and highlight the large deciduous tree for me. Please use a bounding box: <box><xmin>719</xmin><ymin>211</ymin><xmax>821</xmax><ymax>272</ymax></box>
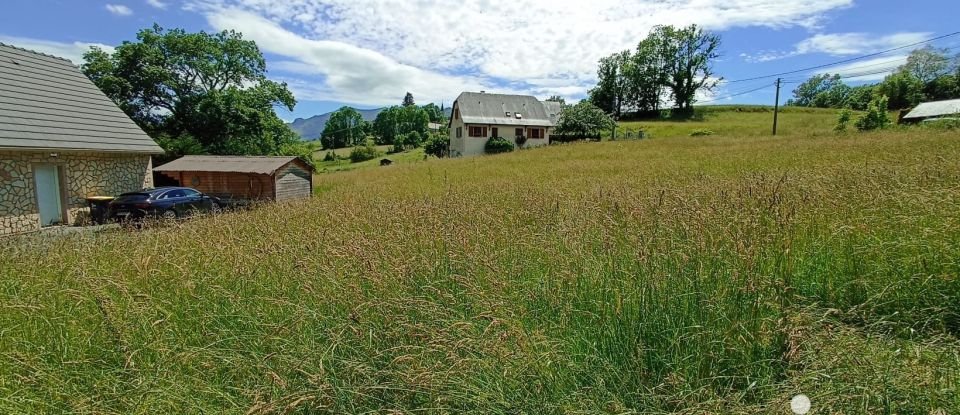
<box><xmin>653</xmin><ymin>25</ymin><xmax>721</xmax><ymax>112</ymax></box>
<box><xmin>903</xmin><ymin>46</ymin><xmax>952</xmax><ymax>84</ymax></box>
<box><xmin>626</xmin><ymin>34</ymin><xmax>668</xmax><ymax>114</ymax></box>
<box><xmin>588</xmin><ymin>50</ymin><xmax>632</xmax><ymax>118</ymax></box>
<box><xmin>421</xmin><ymin>103</ymin><xmax>445</xmax><ymax>123</ymax></box>
<box><xmin>791</xmin><ymin>74</ymin><xmax>845</xmax><ymax>107</ymax></box>
<box><xmin>590</xmin><ymin>24</ymin><xmax>720</xmax><ymax>117</ymax></box>
<box><xmin>82</xmin><ymin>24</ymin><xmax>303</xmax><ymax>158</ymax></box>
<box><xmin>372</xmin><ymin>105</ymin><xmax>429</xmax><ymax>145</ymax></box>
<box><xmin>320</xmin><ymin>107</ymin><xmax>369</xmax><ymax>149</ymax></box>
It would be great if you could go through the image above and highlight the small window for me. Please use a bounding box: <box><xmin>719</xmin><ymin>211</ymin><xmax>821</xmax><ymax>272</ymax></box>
<box><xmin>491</xmin><ymin>127</ymin><xmax>498</xmax><ymax>138</ymax></box>
<box><xmin>456</xmin><ymin>127</ymin><xmax>462</xmax><ymax>138</ymax></box>
<box><xmin>454</xmin><ymin>108</ymin><xmax>460</xmax><ymax>120</ymax></box>
<box><xmin>515</xmin><ymin>128</ymin><xmax>524</xmax><ymax>137</ymax></box>
<box><xmin>515</xmin><ymin>113</ymin><xmax>522</xmax><ymax>119</ymax></box>
<box><xmin>505</xmin><ymin>111</ymin><xmax>511</xmax><ymax>117</ymax></box>
<box><xmin>529</xmin><ymin>128</ymin><xmax>544</xmax><ymax>139</ymax></box>
<box><xmin>468</xmin><ymin>126</ymin><xmax>487</xmax><ymax>137</ymax></box>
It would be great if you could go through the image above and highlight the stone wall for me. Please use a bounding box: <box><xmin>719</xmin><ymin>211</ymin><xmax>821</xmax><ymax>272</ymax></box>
<box><xmin>0</xmin><ymin>150</ymin><xmax>153</xmax><ymax>236</ymax></box>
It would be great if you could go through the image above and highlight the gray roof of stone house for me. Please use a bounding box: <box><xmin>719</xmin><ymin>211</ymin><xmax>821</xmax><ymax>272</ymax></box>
<box><xmin>903</xmin><ymin>98</ymin><xmax>960</xmax><ymax>120</ymax></box>
<box><xmin>154</xmin><ymin>155</ymin><xmax>313</xmax><ymax>175</ymax></box>
<box><xmin>0</xmin><ymin>43</ymin><xmax>163</xmax><ymax>154</ymax></box>
<box><xmin>454</xmin><ymin>92</ymin><xmax>556</xmax><ymax>127</ymax></box>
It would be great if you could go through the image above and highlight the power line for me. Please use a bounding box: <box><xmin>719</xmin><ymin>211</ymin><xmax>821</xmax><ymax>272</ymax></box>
<box><xmin>725</xmin><ymin>31</ymin><xmax>960</xmax><ymax>84</ymax></box>
<box><xmin>698</xmin><ymin>82</ymin><xmax>775</xmax><ymax>104</ymax></box>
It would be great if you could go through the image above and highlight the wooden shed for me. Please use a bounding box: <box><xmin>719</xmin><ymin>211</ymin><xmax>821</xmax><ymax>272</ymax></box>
<box><xmin>154</xmin><ymin>156</ymin><xmax>314</xmax><ymax>204</ymax></box>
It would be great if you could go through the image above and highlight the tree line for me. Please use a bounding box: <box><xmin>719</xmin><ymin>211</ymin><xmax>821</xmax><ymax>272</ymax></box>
<box><xmin>589</xmin><ymin>25</ymin><xmax>721</xmax><ymax>119</ymax></box>
<box><xmin>789</xmin><ymin>46</ymin><xmax>960</xmax><ymax>111</ymax></box>
<box><xmin>318</xmin><ymin>93</ymin><xmax>447</xmax><ymax>152</ymax></box>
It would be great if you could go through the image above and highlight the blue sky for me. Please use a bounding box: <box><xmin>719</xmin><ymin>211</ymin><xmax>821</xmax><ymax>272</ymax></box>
<box><xmin>1</xmin><ymin>0</ymin><xmax>958</xmax><ymax>121</ymax></box>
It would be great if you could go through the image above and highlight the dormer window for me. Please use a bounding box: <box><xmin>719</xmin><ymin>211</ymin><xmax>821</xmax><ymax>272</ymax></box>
<box><xmin>505</xmin><ymin>111</ymin><xmax>511</xmax><ymax>117</ymax></box>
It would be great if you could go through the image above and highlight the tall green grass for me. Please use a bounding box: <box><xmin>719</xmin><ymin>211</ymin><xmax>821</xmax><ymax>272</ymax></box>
<box><xmin>1</xmin><ymin>130</ymin><xmax>958</xmax><ymax>413</ymax></box>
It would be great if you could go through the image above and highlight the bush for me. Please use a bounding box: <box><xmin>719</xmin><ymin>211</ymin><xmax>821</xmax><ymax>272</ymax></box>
<box><xmin>424</xmin><ymin>134</ymin><xmax>449</xmax><ymax>158</ymax></box>
<box><xmin>393</xmin><ymin>131</ymin><xmax>425</xmax><ymax>153</ymax></box>
<box><xmin>484</xmin><ymin>136</ymin><xmax>514</xmax><ymax>154</ymax></box>
<box><xmin>689</xmin><ymin>129</ymin><xmax>714</xmax><ymax>137</ymax></box>
<box><xmin>919</xmin><ymin>117</ymin><xmax>960</xmax><ymax>131</ymax></box>
<box><xmin>515</xmin><ymin>134</ymin><xmax>528</xmax><ymax>148</ymax></box>
<box><xmin>323</xmin><ymin>151</ymin><xmax>337</xmax><ymax>162</ymax></box>
<box><xmin>349</xmin><ymin>144</ymin><xmax>382</xmax><ymax>163</ymax></box>
<box><xmin>834</xmin><ymin>109</ymin><xmax>852</xmax><ymax>132</ymax></box>
<box><xmin>855</xmin><ymin>95</ymin><xmax>891</xmax><ymax>131</ymax></box>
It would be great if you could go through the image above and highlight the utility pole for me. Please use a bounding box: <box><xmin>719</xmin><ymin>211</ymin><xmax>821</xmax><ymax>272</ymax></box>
<box><xmin>772</xmin><ymin>78</ymin><xmax>782</xmax><ymax>136</ymax></box>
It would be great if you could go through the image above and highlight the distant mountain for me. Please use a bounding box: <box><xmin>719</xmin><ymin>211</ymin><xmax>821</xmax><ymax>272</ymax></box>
<box><xmin>288</xmin><ymin>107</ymin><xmax>384</xmax><ymax>140</ymax></box>
<box><xmin>288</xmin><ymin>106</ymin><xmax>454</xmax><ymax>140</ymax></box>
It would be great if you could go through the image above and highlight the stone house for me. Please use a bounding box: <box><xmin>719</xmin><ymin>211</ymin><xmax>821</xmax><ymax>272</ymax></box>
<box><xmin>0</xmin><ymin>43</ymin><xmax>163</xmax><ymax>236</ymax></box>
<box><xmin>448</xmin><ymin>91</ymin><xmax>559</xmax><ymax>157</ymax></box>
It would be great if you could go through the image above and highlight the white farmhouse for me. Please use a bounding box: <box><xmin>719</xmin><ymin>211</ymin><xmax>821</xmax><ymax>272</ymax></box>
<box><xmin>448</xmin><ymin>92</ymin><xmax>560</xmax><ymax>157</ymax></box>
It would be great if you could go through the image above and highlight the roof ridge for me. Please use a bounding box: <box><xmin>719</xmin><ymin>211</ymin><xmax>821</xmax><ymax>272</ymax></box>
<box><xmin>0</xmin><ymin>42</ymin><xmax>76</xmax><ymax>64</ymax></box>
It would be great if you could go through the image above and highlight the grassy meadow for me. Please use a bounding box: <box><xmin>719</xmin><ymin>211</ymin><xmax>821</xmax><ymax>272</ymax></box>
<box><xmin>314</xmin><ymin>146</ymin><xmax>427</xmax><ymax>174</ymax></box>
<box><xmin>615</xmin><ymin>105</ymin><xmax>849</xmax><ymax>138</ymax></box>
<box><xmin>2</xmin><ymin>116</ymin><xmax>959</xmax><ymax>413</ymax></box>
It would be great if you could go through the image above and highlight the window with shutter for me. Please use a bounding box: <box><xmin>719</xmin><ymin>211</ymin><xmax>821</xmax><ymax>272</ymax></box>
<box><xmin>468</xmin><ymin>126</ymin><xmax>488</xmax><ymax>137</ymax></box>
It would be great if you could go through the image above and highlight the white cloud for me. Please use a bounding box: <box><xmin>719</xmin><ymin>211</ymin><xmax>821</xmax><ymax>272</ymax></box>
<box><xmin>185</xmin><ymin>0</ymin><xmax>853</xmax><ymax>104</ymax></box>
<box><xmin>742</xmin><ymin>31</ymin><xmax>931</xmax><ymax>63</ymax></box>
<box><xmin>0</xmin><ymin>35</ymin><xmax>115</xmax><ymax>64</ymax></box>
<box><xmin>205</xmin><ymin>9</ymin><xmax>500</xmax><ymax>106</ymax></box>
<box><xmin>795</xmin><ymin>32</ymin><xmax>932</xmax><ymax>56</ymax></box>
<box><xmin>146</xmin><ymin>0</ymin><xmax>168</xmax><ymax>9</ymax></box>
<box><xmin>105</xmin><ymin>4</ymin><xmax>134</xmax><ymax>16</ymax></box>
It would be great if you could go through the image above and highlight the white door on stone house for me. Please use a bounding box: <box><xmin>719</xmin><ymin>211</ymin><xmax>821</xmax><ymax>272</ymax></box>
<box><xmin>34</xmin><ymin>164</ymin><xmax>64</xmax><ymax>226</ymax></box>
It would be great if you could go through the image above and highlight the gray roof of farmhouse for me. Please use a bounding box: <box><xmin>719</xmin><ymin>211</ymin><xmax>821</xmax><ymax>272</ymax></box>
<box><xmin>0</xmin><ymin>43</ymin><xmax>163</xmax><ymax>153</ymax></box>
<box><xmin>455</xmin><ymin>92</ymin><xmax>556</xmax><ymax>127</ymax></box>
<box><xmin>903</xmin><ymin>98</ymin><xmax>960</xmax><ymax>120</ymax></box>
<box><xmin>542</xmin><ymin>101</ymin><xmax>563</xmax><ymax>124</ymax></box>
<box><xmin>154</xmin><ymin>155</ymin><xmax>313</xmax><ymax>175</ymax></box>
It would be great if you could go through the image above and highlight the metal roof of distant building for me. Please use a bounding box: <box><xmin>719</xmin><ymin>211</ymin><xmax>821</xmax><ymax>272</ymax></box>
<box><xmin>455</xmin><ymin>92</ymin><xmax>556</xmax><ymax>127</ymax></box>
<box><xmin>903</xmin><ymin>98</ymin><xmax>960</xmax><ymax>119</ymax></box>
<box><xmin>154</xmin><ymin>155</ymin><xmax>313</xmax><ymax>175</ymax></box>
<box><xmin>0</xmin><ymin>43</ymin><xmax>164</xmax><ymax>154</ymax></box>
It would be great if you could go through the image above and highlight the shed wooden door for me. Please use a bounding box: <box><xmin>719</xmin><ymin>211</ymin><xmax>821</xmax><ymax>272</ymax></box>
<box><xmin>275</xmin><ymin>171</ymin><xmax>311</xmax><ymax>201</ymax></box>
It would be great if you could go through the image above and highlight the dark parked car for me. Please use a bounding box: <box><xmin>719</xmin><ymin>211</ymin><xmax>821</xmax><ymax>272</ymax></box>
<box><xmin>108</xmin><ymin>187</ymin><xmax>221</xmax><ymax>222</ymax></box>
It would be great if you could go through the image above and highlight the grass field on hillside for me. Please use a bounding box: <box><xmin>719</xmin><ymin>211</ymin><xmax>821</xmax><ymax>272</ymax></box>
<box><xmin>2</xmin><ymin>130</ymin><xmax>959</xmax><ymax>413</ymax></box>
<box><xmin>615</xmin><ymin>106</ymin><xmax>849</xmax><ymax>138</ymax></box>
<box><xmin>314</xmin><ymin>147</ymin><xmax>426</xmax><ymax>173</ymax></box>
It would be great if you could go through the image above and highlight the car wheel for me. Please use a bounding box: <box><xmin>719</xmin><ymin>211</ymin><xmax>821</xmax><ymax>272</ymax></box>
<box><xmin>162</xmin><ymin>209</ymin><xmax>178</xmax><ymax>220</ymax></box>
<box><xmin>211</xmin><ymin>202</ymin><xmax>222</xmax><ymax>214</ymax></box>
